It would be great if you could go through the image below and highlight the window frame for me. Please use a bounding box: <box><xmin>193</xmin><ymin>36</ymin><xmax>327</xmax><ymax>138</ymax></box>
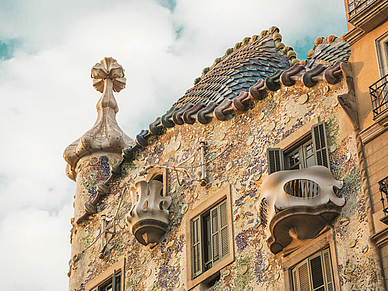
<box><xmin>267</xmin><ymin>120</ymin><xmax>330</xmax><ymax>174</ymax></box>
<box><xmin>282</xmin><ymin>230</ymin><xmax>340</xmax><ymax>291</ymax></box>
<box><xmin>375</xmin><ymin>31</ymin><xmax>388</xmax><ymax>79</ymax></box>
<box><xmin>292</xmin><ymin>248</ymin><xmax>334</xmax><ymax>291</ymax></box>
<box><xmin>185</xmin><ymin>184</ymin><xmax>234</xmax><ymax>290</ymax></box>
<box><xmin>85</xmin><ymin>258</ymin><xmax>125</xmax><ymax>291</ymax></box>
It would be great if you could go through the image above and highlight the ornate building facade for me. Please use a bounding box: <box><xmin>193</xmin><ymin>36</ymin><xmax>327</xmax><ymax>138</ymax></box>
<box><xmin>344</xmin><ymin>0</ymin><xmax>388</xmax><ymax>288</ymax></box>
<box><xmin>64</xmin><ymin>4</ymin><xmax>388</xmax><ymax>289</ymax></box>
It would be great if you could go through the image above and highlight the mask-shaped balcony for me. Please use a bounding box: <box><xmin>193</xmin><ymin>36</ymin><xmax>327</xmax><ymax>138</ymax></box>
<box><xmin>126</xmin><ymin>180</ymin><xmax>171</xmax><ymax>246</ymax></box>
<box><xmin>259</xmin><ymin>165</ymin><xmax>345</xmax><ymax>255</ymax></box>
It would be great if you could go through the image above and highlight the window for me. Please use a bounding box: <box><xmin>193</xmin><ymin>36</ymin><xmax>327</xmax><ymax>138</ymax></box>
<box><xmin>90</xmin><ymin>271</ymin><xmax>121</xmax><ymax>291</ymax></box>
<box><xmin>267</xmin><ymin>121</ymin><xmax>329</xmax><ymax>174</ymax></box>
<box><xmin>292</xmin><ymin>248</ymin><xmax>335</xmax><ymax>291</ymax></box>
<box><xmin>186</xmin><ymin>185</ymin><xmax>234</xmax><ymax>290</ymax></box>
<box><xmin>86</xmin><ymin>258</ymin><xmax>125</xmax><ymax>291</ymax></box>
<box><xmin>282</xmin><ymin>230</ymin><xmax>340</xmax><ymax>290</ymax></box>
<box><xmin>191</xmin><ymin>199</ymin><xmax>229</xmax><ymax>277</ymax></box>
<box><xmin>375</xmin><ymin>31</ymin><xmax>388</xmax><ymax>78</ymax></box>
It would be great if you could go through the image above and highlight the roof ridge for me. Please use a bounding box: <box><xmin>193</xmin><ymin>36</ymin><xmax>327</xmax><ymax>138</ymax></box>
<box><xmin>300</xmin><ymin>34</ymin><xmax>350</xmax><ymax>67</ymax></box>
<box><xmin>193</xmin><ymin>26</ymin><xmax>300</xmax><ymax>86</ymax></box>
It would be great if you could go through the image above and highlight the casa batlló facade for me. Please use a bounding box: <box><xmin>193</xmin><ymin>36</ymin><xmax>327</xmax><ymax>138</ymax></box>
<box><xmin>64</xmin><ymin>24</ymin><xmax>387</xmax><ymax>290</ymax></box>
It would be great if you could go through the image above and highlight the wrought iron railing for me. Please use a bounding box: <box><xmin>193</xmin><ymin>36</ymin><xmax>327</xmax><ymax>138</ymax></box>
<box><xmin>370</xmin><ymin>74</ymin><xmax>388</xmax><ymax>119</ymax></box>
<box><xmin>380</xmin><ymin>176</ymin><xmax>388</xmax><ymax>215</ymax></box>
<box><xmin>348</xmin><ymin>0</ymin><xmax>377</xmax><ymax>19</ymax></box>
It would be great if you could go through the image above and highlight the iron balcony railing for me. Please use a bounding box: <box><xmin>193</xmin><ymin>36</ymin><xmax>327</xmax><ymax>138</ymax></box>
<box><xmin>380</xmin><ymin>176</ymin><xmax>388</xmax><ymax>215</ymax></box>
<box><xmin>348</xmin><ymin>0</ymin><xmax>377</xmax><ymax>19</ymax></box>
<box><xmin>370</xmin><ymin>74</ymin><xmax>388</xmax><ymax>119</ymax></box>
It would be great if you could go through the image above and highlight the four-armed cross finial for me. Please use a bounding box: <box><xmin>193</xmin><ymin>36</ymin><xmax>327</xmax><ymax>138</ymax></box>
<box><xmin>91</xmin><ymin>57</ymin><xmax>126</xmax><ymax>93</ymax></box>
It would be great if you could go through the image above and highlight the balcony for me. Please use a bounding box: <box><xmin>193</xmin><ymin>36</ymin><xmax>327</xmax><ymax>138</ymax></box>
<box><xmin>259</xmin><ymin>166</ymin><xmax>345</xmax><ymax>254</ymax></box>
<box><xmin>379</xmin><ymin>176</ymin><xmax>388</xmax><ymax>225</ymax></box>
<box><xmin>370</xmin><ymin>74</ymin><xmax>388</xmax><ymax>126</ymax></box>
<box><xmin>347</xmin><ymin>0</ymin><xmax>388</xmax><ymax>33</ymax></box>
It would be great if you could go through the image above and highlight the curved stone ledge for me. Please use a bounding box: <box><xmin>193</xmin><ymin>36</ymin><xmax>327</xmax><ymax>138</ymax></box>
<box><xmin>268</xmin><ymin>204</ymin><xmax>342</xmax><ymax>254</ymax></box>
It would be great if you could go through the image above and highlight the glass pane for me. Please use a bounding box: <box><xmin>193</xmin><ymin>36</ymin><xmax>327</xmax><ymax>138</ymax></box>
<box><xmin>306</xmin><ymin>155</ymin><xmax>315</xmax><ymax>168</ymax></box>
<box><xmin>115</xmin><ymin>273</ymin><xmax>121</xmax><ymax>291</ymax></box>
<box><xmin>288</xmin><ymin>150</ymin><xmax>302</xmax><ymax>169</ymax></box>
<box><xmin>306</xmin><ymin>142</ymin><xmax>314</xmax><ymax>156</ymax></box>
<box><xmin>203</xmin><ymin>213</ymin><xmax>212</xmax><ymax>270</ymax></box>
<box><xmin>310</xmin><ymin>256</ymin><xmax>324</xmax><ymax>289</ymax></box>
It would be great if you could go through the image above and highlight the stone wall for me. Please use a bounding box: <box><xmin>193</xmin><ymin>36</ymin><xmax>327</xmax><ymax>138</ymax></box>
<box><xmin>69</xmin><ymin>79</ymin><xmax>383</xmax><ymax>290</ymax></box>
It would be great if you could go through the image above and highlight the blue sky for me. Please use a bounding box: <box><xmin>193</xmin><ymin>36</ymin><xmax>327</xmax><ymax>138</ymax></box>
<box><xmin>0</xmin><ymin>0</ymin><xmax>348</xmax><ymax>289</ymax></box>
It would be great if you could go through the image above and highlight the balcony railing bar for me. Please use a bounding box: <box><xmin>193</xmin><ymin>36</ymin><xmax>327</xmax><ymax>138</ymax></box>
<box><xmin>379</xmin><ymin>176</ymin><xmax>388</xmax><ymax>215</ymax></box>
<box><xmin>348</xmin><ymin>0</ymin><xmax>377</xmax><ymax>18</ymax></box>
<box><xmin>370</xmin><ymin>74</ymin><xmax>388</xmax><ymax>119</ymax></box>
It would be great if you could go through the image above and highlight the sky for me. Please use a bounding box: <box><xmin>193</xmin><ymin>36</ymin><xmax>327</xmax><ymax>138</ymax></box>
<box><xmin>0</xmin><ymin>0</ymin><xmax>348</xmax><ymax>290</ymax></box>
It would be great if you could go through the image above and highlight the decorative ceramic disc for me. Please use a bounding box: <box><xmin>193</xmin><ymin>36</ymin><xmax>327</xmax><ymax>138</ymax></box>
<box><xmin>175</xmin><ymin>141</ymin><xmax>181</xmax><ymax>151</ymax></box>
<box><xmin>261</xmin><ymin>259</ymin><xmax>269</xmax><ymax>272</ymax></box>
<box><xmin>300</xmin><ymin>94</ymin><xmax>309</xmax><ymax>104</ymax></box>
<box><xmin>349</xmin><ymin>240</ymin><xmax>357</xmax><ymax>248</ymax></box>
<box><xmin>274</xmin><ymin>272</ymin><xmax>280</xmax><ymax>280</ymax></box>
<box><xmin>345</xmin><ymin>262</ymin><xmax>355</xmax><ymax>274</ymax></box>
<box><xmin>268</xmin><ymin>121</ymin><xmax>276</xmax><ymax>131</ymax></box>
<box><xmin>240</xmin><ymin>265</ymin><xmax>248</xmax><ymax>275</ymax></box>
<box><xmin>181</xmin><ymin>203</ymin><xmax>188</xmax><ymax>214</ymax></box>
<box><xmin>246</xmin><ymin>135</ymin><xmax>255</xmax><ymax>146</ymax></box>
<box><xmin>339</xmin><ymin>217</ymin><xmax>350</xmax><ymax>227</ymax></box>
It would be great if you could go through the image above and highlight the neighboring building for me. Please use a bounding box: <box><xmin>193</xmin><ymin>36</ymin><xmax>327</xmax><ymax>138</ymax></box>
<box><xmin>344</xmin><ymin>0</ymin><xmax>388</xmax><ymax>288</ymax></box>
<box><xmin>64</xmin><ymin>24</ymin><xmax>386</xmax><ymax>291</ymax></box>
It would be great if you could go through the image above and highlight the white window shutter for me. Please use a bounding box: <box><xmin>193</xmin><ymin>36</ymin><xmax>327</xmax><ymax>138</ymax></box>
<box><xmin>311</xmin><ymin>122</ymin><xmax>330</xmax><ymax>169</ymax></box>
<box><xmin>267</xmin><ymin>148</ymin><xmax>284</xmax><ymax>174</ymax></box>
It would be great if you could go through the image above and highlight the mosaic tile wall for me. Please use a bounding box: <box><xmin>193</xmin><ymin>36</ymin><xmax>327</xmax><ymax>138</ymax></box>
<box><xmin>69</xmin><ymin>79</ymin><xmax>383</xmax><ymax>291</ymax></box>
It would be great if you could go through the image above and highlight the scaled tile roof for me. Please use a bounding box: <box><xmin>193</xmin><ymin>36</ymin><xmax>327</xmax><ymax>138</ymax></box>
<box><xmin>305</xmin><ymin>35</ymin><xmax>351</xmax><ymax>69</ymax></box>
<box><xmin>174</xmin><ymin>29</ymin><xmax>290</xmax><ymax>106</ymax></box>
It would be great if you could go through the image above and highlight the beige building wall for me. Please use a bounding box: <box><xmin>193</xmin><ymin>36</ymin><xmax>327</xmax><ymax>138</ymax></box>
<box><xmin>347</xmin><ymin>22</ymin><xmax>388</xmax><ymax>130</ymax></box>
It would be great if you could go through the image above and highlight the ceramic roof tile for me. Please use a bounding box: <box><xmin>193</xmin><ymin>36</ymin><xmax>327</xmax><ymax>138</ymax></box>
<box><xmin>173</xmin><ymin>33</ymin><xmax>290</xmax><ymax>106</ymax></box>
<box><xmin>306</xmin><ymin>37</ymin><xmax>351</xmax><ymax>69</ymax></box>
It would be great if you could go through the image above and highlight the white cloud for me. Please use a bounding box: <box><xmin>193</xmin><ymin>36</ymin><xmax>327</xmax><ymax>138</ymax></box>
<box><xmin>0</xmin><ymin>0</ymin><xmax>348</xmax><ymax>289</ymax></box>
<box><xmin>0</xmin><ymin>205</ymin><xmax>72</xmax><ymax>290</ymax></box>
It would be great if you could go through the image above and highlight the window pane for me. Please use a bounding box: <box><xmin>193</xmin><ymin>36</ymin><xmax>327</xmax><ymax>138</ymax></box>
<box><xmin>306</xmin><ymin>142</ymin><xmax>314</xmax><ymax>156</ymax></box>
<box><xmin>203</xmin><ymin>213</ymin><xmax>212</xmax><ymax>270</ymax></box>
<box><xmin>310</xmin><ymin>256</ymin><xmax>324</xmax><ymax>290</ymax></box>
<box><xmin>306</xmin><ymin>155</ymin><xmax>315</xmax><ymax>168</ymax></box>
